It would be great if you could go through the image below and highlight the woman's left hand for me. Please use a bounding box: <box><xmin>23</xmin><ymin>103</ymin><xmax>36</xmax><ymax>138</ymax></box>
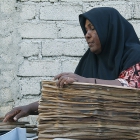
<box><xmin>54</xmin><ymin>72</ymin><xmax>86</xmax><ymax>88</ymax></box>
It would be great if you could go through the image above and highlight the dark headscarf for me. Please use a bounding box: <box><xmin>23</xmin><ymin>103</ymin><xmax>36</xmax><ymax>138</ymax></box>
<box><xmin>75</xmin><ymin>7</ymin><xmax>140</xmax><ymax>80</ymax></box>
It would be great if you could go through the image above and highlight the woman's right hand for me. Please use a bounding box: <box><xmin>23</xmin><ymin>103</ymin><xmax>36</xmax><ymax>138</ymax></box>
<box><xmin>3</xmin><ymin>101</ymin><xmax>39</xmax><ymax>122</ymax></box>
<box><xmin>3</xmin><ymin>105</ymin><xmax>31</xmax><ymax>122</ymax></box>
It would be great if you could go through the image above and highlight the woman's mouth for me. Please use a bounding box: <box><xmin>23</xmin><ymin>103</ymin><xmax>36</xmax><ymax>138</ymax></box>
<box><xmin>88</xmin><ymin>42</ymin><xmax>94</xmax><ymax>47</ymax></box>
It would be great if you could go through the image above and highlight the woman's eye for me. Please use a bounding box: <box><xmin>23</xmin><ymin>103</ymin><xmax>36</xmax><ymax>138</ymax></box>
<box><xmin>91</xmin><ymin>28</ymin><xmax>95</xmax><ymax>30</ymax></box>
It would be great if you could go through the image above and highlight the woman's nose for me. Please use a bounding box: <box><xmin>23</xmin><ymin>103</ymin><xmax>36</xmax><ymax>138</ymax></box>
<box><xmin>85</xmin><ymin>30</ymin><xmax>91</xmax><ymax>38</ymax></box>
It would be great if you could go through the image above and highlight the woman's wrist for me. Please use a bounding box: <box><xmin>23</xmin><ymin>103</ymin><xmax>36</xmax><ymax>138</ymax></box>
<box><xmin>84</xmin><ymin>78</ymin><xmax>96</xmax><ymax>84</ymax></box>
<box><xmin>78</xmin><ymin>76</ymin><xmax>92</xmax><ymax>83</ymax></box>
<box><xmin>27</xmin><ymin>102</ymin><xmax>39</xmax><ymax>115</ymax></box>
<box><xmin>94</xmin><ymin>79</ymin><xmax>122</xmax><ymax>86</ymax></box>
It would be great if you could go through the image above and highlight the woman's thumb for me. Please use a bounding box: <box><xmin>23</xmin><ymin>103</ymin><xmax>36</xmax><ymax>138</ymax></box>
<box><xmin>14</xmin><ymin>111</ymin><xmax>25</xmax><ymax>121</ymax></box>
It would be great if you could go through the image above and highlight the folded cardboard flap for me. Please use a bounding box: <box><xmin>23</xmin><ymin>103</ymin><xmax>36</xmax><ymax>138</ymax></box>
<box><xmin>0</xmin><ymin>127</ymin><xmax>26</xmax><ymax>140</ymax></box>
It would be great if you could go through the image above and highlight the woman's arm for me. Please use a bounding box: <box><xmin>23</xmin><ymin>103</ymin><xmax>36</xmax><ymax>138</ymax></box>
<box><xmin>85</xmin><ymin>78</ymin><xmax>122</xmax><ymax>86</ymax></box>
<box><xmin>54</xmin><ymin>72</ymin><xmax>122</xmax><ymax>87</ymax></box>
<box><xmin>54</xmin><ymin>63</ymin><xmax>140</xmax><ymax>88</ymax></box>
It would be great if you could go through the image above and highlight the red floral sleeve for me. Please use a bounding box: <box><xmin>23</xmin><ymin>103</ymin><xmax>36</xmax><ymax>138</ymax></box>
<box><xmin>118</xmin><ymin>62</ymin><xmax>140</xmax><ymax>88</ymax></box>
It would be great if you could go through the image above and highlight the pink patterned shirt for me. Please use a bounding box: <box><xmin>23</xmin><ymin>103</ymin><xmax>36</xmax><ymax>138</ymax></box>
<box><xmin>118</xmin><ymin>62</ymin><xmax>140</xmax><ymax>88</ymax></box>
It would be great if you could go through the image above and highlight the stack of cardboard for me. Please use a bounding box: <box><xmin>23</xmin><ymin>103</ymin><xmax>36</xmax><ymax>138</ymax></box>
<box><xmin>38</xmin><ymin>81</ymin><xmax>140</xmax><ymax>140</ymax></box>
<box><xmin>0</xmin><ymin>118</ymin><xmax>37</xmax><ymax>136</ymax></box>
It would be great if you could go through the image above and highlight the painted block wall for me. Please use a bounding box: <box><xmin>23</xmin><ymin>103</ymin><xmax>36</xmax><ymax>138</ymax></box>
<box><xmin>0</xmin><ymin>0</ymin><xmax>140</xmax><ymax>123</ymax></box>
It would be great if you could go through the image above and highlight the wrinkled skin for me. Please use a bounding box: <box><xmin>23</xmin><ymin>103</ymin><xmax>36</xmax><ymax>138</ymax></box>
<box><xmin>85</xmin><ymin>19</ymin><xmax>101</xmax><ymax>54</ymax></box>
<box><xmin>3</xmin><ymin>105</ymin><xmax>30</xmax><ymax>122</ymax></box>
<box><xmin>54</xmin><ymin>72</ymin><xmax>87</xmax><ymax>88</ymax></box>
<box><xmin>3</xmin><ymin>102</ymin><xmax>38</xmax><ymax>122</ymax></box>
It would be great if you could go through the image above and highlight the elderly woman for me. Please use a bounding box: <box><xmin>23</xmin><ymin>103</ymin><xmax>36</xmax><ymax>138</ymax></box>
<box><xmin>55</xmin><ymin>7</ymin><xmax>140</xmax><ymax>88</ymax></box>
<box><xmin>3</xmin><ymin>7</ymin><xmax>140</xmax><ymax>122</ymax></box>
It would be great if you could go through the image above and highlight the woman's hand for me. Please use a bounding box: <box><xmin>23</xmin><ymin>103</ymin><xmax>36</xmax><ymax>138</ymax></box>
<box><xmin>3</xmin><ymin>102</ymin><xmax>39</xmax><ymax>122</ymax></box>
<box><xmin>3</xmin><ymin>105</ymin><xmax>30</xmax><ymax>122</ymax></box>
<box><xmin>54</xmin><ymin>72</ymin><xmax>86</xmax><ymax>88</ymax></box>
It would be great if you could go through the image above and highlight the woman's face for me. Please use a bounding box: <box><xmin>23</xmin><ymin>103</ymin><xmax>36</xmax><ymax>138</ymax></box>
<box><xmin>85</xmin><ymin>19</ymin><xmax>102</xmax><ymax>54</ymax></box>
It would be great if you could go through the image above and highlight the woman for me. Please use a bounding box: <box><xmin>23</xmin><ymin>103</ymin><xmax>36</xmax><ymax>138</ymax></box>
<box><xmin>3</xmin><ymin>7</ymin><xmax>140</xmax><ymax>122</ymax></box>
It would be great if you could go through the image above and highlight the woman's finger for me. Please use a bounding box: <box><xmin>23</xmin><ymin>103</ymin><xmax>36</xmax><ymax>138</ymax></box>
<box><xmin>14</xmin><ymin>111</ymin><xmax>28</xmax><ymax>121</ymax></box>
<box><xmin>54</xmin><ymin>74</ymin><xmax>61</xmax><ymax>80</ymax></box>
<box><xmin>3</xmin><ymin>113</ymin><xmax>16</xmax><ymax>122</ymax></box>
<box><xmin>66</xmin><ymin>77</ymin><xmax>76</xmax><ymax>84</ymax></box>
<box><xmin>3</xmin><ymin>108</ymin><xmax>21</xmax><ymax>122</ymax></box>
<box><xmin>54</xmin><ymin>73</ymin><xmax>69</xmax><ymax>80</ymax></box>
<box><xmin>56</xmin><ymin>75</ymin><xmax>67</xmax><ymax>87</ymax></box>
<box><xmin>59</xmin><ymin>77</ymin><xmax>70</xmax><ymax>88</ymax></box>
<box><xmin>55</xmin><ymin>73</ymin><xmax>77</xmax><ymax>87</ymax></box>
<box><xmin>59</xmin><ymin>77</ymin><xmax>76</xmax><ymax>88</ymax></box>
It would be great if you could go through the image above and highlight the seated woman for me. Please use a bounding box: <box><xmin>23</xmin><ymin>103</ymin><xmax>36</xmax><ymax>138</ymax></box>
<box><xmin>3</xmin><ymin>7</ymin><xmax>140</xmax><ymax>122</ymax></box>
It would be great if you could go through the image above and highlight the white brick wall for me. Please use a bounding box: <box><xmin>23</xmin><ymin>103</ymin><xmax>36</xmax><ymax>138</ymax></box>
<box><xmin>19</xmin><ymin>40</ymin><xmax>41</xmax><ymax>57</ymax></box>
<box><xmin>57</xmin><ymin>21</ymin><xmax>84</xmax><ymax>38</ymax></box>
<box><xmin>0</xmin><ymin>88</ymin><xmax>13</xmax><ymax>103</ymax></box>
<box><xmin>83</xmin><ymin>1</ymin><xmax>133</xmax><ymax>19</ymax></box>
<box><xmin>62</xmin><ymin>58</ymin><xmax>80</xmax><ymax>72</ymax></box>
<box><xmin>20</xmin><ymin>4</ymin><xmax>36</xmax><ymax>20</ymax></box>
<box><xmin>42</xmin><ymin>39</ymin><xmax>87</xmax><ymax>56</ymax></box>
<box><xmin>0</xmin><ymin>0</ymin><xmax>15</xmax><ymax>14</ymax></box>
<box><xmin>130</xmin><ymin>20</ymin><xmax>140</xmax><ymax>39</ymax></box>
<box><xmin>61</xmin><ymin>0</ymin><xmax>102</xmax><ymax>1</ymax></box>
<box><xmin>1</xmin><ymin>0</ymin><xmax>140</xmax><ymax>124</ymax></box>
<box><xmin>134</xmin><ymin>2</ymin><xmax>140</xmax><ymax>19</ymax></box>
<box><xmin>19</xmin><ymin>77</ymin><xmax>52</xmax><ymax>95</ymax></box>
<box><xmin>18</xmin><ymin>22</ymin><xmax>58</xmax><ymax>38</ymax></box>
<box><xmin>0</xmin><ymin>0</ymin><xmax>20</xmax><ymax>117</ymax></box>
<box><xmin>0</xmin><ymin>106</ymin><xmax>13</xmax><ymax>117</ymax></box>
<box><xmin>18</xmin><ymin>60</ymin><xmax>61</xmax><ymax>76</ymax></box>
<box><xmin>40</xmin><ymin>3</ymin><xmax>82</xmax><ymax>20</ymax></box>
